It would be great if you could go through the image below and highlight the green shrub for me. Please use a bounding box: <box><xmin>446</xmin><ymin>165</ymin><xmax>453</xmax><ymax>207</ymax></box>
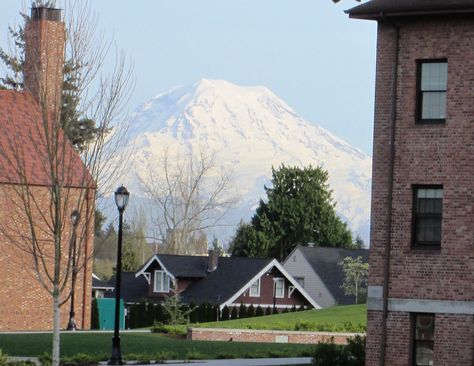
<box><xmin>61</xmin><ymin>353</ymin><xmax>105</xmax><ymax>366</ymax></box>
<box><xmin>154</xmin><ymin>351</ymin><xmax>178</xmax><ymax>362</ymax></box>
<box><xmin>123</xmin><ymin>353</ymin><xmax>153</xmax><ymax>364</ymax></box>
<box><xmin>265</xmin><ymin>306</ymin><xmax>272</xmax><ymax>316</ymax></box>
<box><xmin>7</xmin><ymin>362</ymin><xmax>36</xmax><ymax>366</ymax></box>
<box><xmin>312</xmin><ymin>336</ymin><xmax>366</xmax><ymax>366</ymax></box>
<box><xmin>239</xmin><ymin>303</ymin><xmax>247</xmax><ymax>318</ymax></box>
<box><xmin>294</xmin><ymin>321</ymin><xmax>312</xmax><ymax>331</ymax></box>
<box><xmin>38</xmin><ymin>353</ymin><xmax>51</xmax><ymax>366</ymax></box>
<box><xmin>0</xmin><ymin>350</ymin><xmax>7</xmax><ymax>366</ymax></box>
<box><xmin>247</xmin><ymin>304</ymin><xmax>255</xmax><ymax>317</ymax></box>
<box><xmin>150</xmin><ymin>322</ymin><xmax>186</xmax><ymax>336</ymax></box>
<box><xmin>220</xmin><ymin>305</ymin><xmax>230</xmax><ymax>320</ymax></box>
<box><xmin>185</xmin><ymin>351</ymin><xmax>207</xmax><ymax>360</ymax></box>
<box><xmin>216</xmin><ymin>352</ymin><xmax>236</xmax><ymax>359</ymax></box>
<box><xmin>230</xmin><ymin>306</ymin><xmax>238</xmax><ymax>319</ymax></box>
<box><xmin>345</xmin><ymin>335</ymin><xmax>366</xmax><ymax>366</ymax></box>
<box><xmin>255</xmin><ymin>305</ymin><xmax>264</xmax><ymax>317</ymax></box>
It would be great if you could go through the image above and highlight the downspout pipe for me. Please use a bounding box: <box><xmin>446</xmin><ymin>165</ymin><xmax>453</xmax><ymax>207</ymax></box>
<box><xmin>379</xmin><ymin>13</ymin><xmax>400</xmax><ymax>366</ymax></box>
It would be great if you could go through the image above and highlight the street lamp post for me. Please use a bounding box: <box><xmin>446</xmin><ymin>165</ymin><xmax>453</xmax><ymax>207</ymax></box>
<box><xmin>109</xmin><ymin>185</ymin><xmax>130</xmax><ymax>366</ymax></box>
<box><xmin>67</xmin><ymin>209</ymin><xmax>81</xmax><ymax>331</ymax></box>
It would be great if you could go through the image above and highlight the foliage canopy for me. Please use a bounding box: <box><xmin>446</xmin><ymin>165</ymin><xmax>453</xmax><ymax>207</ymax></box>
<box><xmin>230</xmin><ymin>165</ymin><xmax>353</xmax><ymax>260</ymax></box>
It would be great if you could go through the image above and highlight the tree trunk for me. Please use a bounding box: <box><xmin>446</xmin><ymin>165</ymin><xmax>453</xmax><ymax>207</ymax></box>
<box><xmin>52</xmin><ymin>292</ymin><xmax>61</xmax><ymax>366</ymax></box>
<box><xmin>355</xmin><ymin>282</ymin><xmax>358</xmax><ymax>304</ymax></box>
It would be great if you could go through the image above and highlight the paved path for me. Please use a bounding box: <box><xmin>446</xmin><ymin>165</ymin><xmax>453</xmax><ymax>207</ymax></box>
<box><xmin>11</xmin><ymin>356</ymin><xmax>312</xmax><ymax>366</ymax></box>
<box><xmin>153</xmin><ymin>358</ymin><xmax>311</xmax><ymax>365</ymax></box>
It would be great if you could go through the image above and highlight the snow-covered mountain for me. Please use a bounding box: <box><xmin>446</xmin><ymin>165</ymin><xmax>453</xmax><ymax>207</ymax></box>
<box><xmin>122</xmin><ymin>79</ymin><xmax>372</xmax><ymax>244</ymax></box>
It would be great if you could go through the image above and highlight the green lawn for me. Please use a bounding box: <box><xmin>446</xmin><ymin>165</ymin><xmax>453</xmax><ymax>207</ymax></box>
<box><xmin>0</xmin><ymin>332</ymin><xmax>314</xmax><ymax>359</ymax></box>
<box><xmin>195</xmin><ymin>304</ymin><xmax>367</xmax><ymax>333</ymax></box>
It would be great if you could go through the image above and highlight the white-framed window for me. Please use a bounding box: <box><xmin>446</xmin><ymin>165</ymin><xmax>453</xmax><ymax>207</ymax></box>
<box><xmin>274</xmin><ymin>278</ymin><xmax>284</xmax><ymax>298</ymax></box>
<box><xmin>249</xmin><ymin>278</ymin><xmax>260</xmax><ymax>297</ymax></box>
<box><xmin>154</xmin><ymin>270</ymin><xmax>170</xmax><ymax>293</ymax></box>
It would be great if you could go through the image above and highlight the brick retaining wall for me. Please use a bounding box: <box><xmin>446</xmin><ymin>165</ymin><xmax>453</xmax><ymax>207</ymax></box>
<box><xmin>187</xmin><ymin>327</ymin><xmax>363</xmax><ymax>345</ymax></box>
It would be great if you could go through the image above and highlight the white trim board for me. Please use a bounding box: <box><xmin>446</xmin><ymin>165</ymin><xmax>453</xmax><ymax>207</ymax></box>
<box><xmin>135</xmin><ymin>254</ymin><xmax>176</xmax><ymax>285</ymax></box>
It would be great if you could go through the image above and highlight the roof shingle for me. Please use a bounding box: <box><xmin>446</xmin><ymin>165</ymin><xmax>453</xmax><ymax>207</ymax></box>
<box><xmin>0</xmin><ymin>90</ymin><xmax>94</xmax><ymax>188</ymax></box>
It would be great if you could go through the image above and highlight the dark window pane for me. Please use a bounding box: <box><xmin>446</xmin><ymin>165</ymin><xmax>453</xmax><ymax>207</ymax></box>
<box><xmin>414</xmin><ymin>188</ymin><xmax>442</xmax><ymax>246</ymax></box>
<box><xmin>414</xmin><ymin>314</ymin><xmax>435</xmax><ymax>366</ymax></box>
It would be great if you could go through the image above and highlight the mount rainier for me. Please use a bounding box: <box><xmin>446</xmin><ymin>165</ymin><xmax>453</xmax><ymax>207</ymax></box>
<box><xmin>121</xmin><ymin>79</ymin><xmax>372</xmax><ymax>244</ymax></box>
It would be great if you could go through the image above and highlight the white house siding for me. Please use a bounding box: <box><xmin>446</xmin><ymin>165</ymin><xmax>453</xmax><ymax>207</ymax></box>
<box><xmin>283</xmin><ymin>248</ymin><xmax>336</xmax><ymax>308</ymax></box>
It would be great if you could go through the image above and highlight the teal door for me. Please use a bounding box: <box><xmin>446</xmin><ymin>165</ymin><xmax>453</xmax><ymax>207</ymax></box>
<box><xmin>97</xmin><ymin>298</ymin><xmax>124</xmax><ymax>330</ymax></box>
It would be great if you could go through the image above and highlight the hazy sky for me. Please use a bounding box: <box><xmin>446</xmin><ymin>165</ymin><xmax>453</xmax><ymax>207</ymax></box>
<box><xmin>0</xmin><ymin>0</ymin><xmax>377</xmax><ymax>154</ymax></box>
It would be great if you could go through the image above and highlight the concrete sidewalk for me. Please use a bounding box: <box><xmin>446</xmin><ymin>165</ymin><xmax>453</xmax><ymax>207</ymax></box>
<box><xmin>144</xmin><ymin>358</ymin><xmax>312</xmax><ymax>366</ymax></box>
<box><xmin>10</xmin><ymin>356</ymin><xmax>312</xmax><ymax>366</ymax></box>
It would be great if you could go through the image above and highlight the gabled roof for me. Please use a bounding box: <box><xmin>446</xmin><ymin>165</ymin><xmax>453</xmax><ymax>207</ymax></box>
<box><xmin>92</xmin><ymin>275</ymin><xmax>114</xmax><ymax>291</ymax></box>
<box><xmin>134</xmin><ymin>254</ymin><xmax>320</xmax><ymax>309</ymax></box>
<box><xmin>0</xmin><ymin>90</ymin><xmax>95</xmax><ymax>188</ymax></box>
<box><xmin>291</xmin><ymin>246</ymin><xmax>369</xmax><ymax>306</ymax></box>
<box><xmin>179</xmin><ymin>256</ymin><xmax>273</xmax><ymax>305</ymax></box>
<box><xmin>135</xmin><ymin>254</ymin><xmax>210</xmax><ymax>281</ymax></box>
<box><xmin>347</xmin><ymin>0</ymin><xmax>474</xmax><ymax>20</ymax></box>
<box><xmin>106</xmin><ymin>272</ymin><xmax>151</xmax><ymax>304</ymax></box>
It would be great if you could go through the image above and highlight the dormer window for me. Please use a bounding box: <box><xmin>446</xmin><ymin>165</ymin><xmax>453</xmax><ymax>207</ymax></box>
<box><xmin>249</xmin><ymin>278</ymin><xmax>260</xmax><ymax>297</ymax></box>
<box><xmin>154</xmin><ymin>270</ymin><xmax>170</xmax><ymax>293</ymax></box>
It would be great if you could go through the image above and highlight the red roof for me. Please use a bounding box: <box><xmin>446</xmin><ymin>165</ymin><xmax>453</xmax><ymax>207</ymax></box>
<box><xmin>0</xmin><ymin>90</ymin><xmax>95</xmax><ymax>188</ymax></box>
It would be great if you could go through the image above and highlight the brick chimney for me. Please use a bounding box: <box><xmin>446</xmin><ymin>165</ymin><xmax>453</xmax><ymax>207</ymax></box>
<box><xmin>207</xmin><ymin>250</ymin><xmax>219</xmax><ymax>273</ymax></box>
<box><xmin>24</xmin><ymin>6</ymin><xmax>65</xmax><ymax>119</ymax></box>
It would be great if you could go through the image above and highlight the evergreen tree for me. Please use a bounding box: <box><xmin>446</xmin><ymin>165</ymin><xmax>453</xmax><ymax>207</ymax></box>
<box><xmin>247</xmin><ymin>304</ymin><xmax>255</xmax><ymax>317</ymax></box>
<box><xmin>220</xmin><ymin>305</ymin><xmax>230</xmax><ymax>321</ymax></box>
<box><xmin>229</xmin><ymin>165</ymin><xmax>354</xmax><ymax>260</ymax></box>
<box><xmin>255</xmin><ymin>305</ymin><xmax>264</xmax><ymax>317</ymax></box>
<box><xmin>230</xmin><ymin>306</ymin><xmax>238</xmax><ymax>320</ymax></box>
<box><xmin>238</xmin><ymin>303</ymin><xmax>247</xmax><ymax>318</ymax></box>
<box><xmin>265</xmin><ymin>306</ymin><xmax>272</xmax><ymax>316</ymax></box>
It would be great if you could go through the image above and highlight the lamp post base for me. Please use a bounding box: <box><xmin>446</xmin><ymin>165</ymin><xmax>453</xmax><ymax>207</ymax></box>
<box><xmin>108</xmin><ymin>336</ymin><xmax>123</xmax><ymax>365</ymax></box>
<box><xmin>66</xmin><ymin>311</ymin><xmax>76</xmax><ymax>331</ymax></box>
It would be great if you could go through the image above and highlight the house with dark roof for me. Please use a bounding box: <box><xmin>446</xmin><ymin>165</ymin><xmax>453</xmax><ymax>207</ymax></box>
<box><xmin>0</xmin><ymin>6</ymin><xmax>95</xmax><ymax>331</ymax></box>
<box><xmin>97</xmin><ymin>251</ymin><xmax>319</xmax><ymax>312</ymax></box>
<box><xmin>347</xmin><ymin>0</ymin><xmax>474</xmax><ymax>365</ymax></box>
<box><xmin>283</xmin><ymin>246</ymin><xmax>368</xmax><ymax>307</ymax></box>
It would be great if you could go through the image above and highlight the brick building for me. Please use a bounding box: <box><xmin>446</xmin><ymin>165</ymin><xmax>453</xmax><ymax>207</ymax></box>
<box><xmin>0</xmin><ymin>6</ymin><xmax>95</xmax><ymax>330</ymax></box>
<box><xmin>347</xmin><ymin>1</ymin><xmax>474</xmax><ymax>365</ymax></box>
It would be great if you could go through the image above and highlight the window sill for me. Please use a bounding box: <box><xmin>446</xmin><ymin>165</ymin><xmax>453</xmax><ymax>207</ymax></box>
<box><xmin>410</xmin><ymin>245</ymin><xmax>441</xmax><ymax>253</ymax></box>
<box><xmin>415</xmin><ymin>119</ymin><xmax>445</xmax><ymax>125</ymax></box>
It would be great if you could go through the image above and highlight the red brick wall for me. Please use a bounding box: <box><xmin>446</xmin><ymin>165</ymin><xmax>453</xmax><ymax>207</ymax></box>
<box><xmin>24</xmin><ymin>13</ymin><xmax>65</xmax><ymax>119</ymax></box>
<box><xmin>367</xmin><ymin>16</ymin><xmax>474</xmax><ymax>365</ymax></box>
<box><xmin>434</xmin><ymin>314</ymin><xmax>474</xmax><ymax>365</ymax></box>
<box><xmin>188</xmin><ymin>327</ymin><xmax>362</xmax><ymax>345</ymax></box>
<box><xmin>0</xmin><ymin>185</ymin><xmax>94</xmax><ymax>331</ymax></box>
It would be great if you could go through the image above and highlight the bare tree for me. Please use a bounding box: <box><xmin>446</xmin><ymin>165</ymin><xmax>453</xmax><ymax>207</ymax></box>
<box><xmin>0</xmin><ymin>2</ymin><xmax>132</xmax><ymax>365</ymax></box>
<box><xmin>140</xmin><ymin>147</ymin><xmax>238</xmax><ymax>255</ymax></box>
